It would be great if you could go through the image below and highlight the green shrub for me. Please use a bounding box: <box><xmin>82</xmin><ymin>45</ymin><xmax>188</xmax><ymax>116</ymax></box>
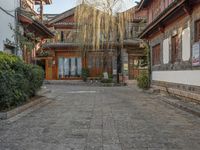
<box><xmin>101</xmin><ymin>78</ymin><xmax>113</xmax><ymax>83</ymax></box>
<box><xmin>28</xmin><ymin>65</ymin><xmax>44</xmax><ymax>96</ymax></box>
<box><xmin>82</xmin><ymin>68</ymin><xmax>89</xmax><ymax>81</ymax></box>
<box><xmin>0</xmin><ymin>52</ymin><xmax>21</xmax><ymax>70</ymax></box>
<box><xmin>0</xmin><ymin>52</ymin><xmax>44</xmax><ymax>111</ymax></box>
<box><xmin>137</xmin><ymin>71</ymin><xmax>149</xmax><ymax>90</ymax></box>
<box><xmin>100</xmin><ymin>72</ymin><xmax>113</xmax><ymax>83</ymax></box>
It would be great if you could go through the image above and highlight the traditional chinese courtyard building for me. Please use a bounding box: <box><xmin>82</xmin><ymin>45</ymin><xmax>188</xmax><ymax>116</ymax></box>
<box><xmin>18</xmin><ymin>0</ymin><xmax>54</xmax><ymax>63</ymax></box>
<box><xmin>121</xmin><ymin>6</ymin><xmax>147</xmax><ymax>79</ymax></box>
<box><xmin>41</xmin><ymin>4</ymin><xmax>149</xmax><ymax>81</ymax></box>
<box><xmin>41</xmin><ymin>6</ymin><xmax>117</xmax><ymax>80</ymax></box>
<box><xmin>138</xmin><ymin>0</ymin><xmax>200</xmax><ymax>101</ymax></box>
<box><xmin>0</xmin><ymin>0</ymin><xmax>53</xmax><ymax>63</ymax></box>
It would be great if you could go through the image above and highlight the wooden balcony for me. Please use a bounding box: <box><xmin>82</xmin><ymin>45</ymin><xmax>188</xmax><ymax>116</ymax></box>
<box><xmin>21</xmin><ymin>0</ymin><xmax>36</xmax><ymax>14</ymax></box>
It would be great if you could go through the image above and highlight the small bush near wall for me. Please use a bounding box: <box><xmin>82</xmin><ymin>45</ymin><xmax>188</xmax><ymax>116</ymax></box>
<box><xmin>137</xmin><ymin>71</ymin><xmax>149</xmax><ymax>90</ymax></box>
<box><xmin>0</xmin><ymin>52</ymin><xmax>44</xmax><ymax>111</ymax></box>
<box><xmin>82</xmin><ymin>68</ymin><xmax>89</xmax><ymax>81</ymax></box>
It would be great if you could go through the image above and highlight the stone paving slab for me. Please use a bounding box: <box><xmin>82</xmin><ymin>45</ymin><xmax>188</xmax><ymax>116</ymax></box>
<box><xmin>0</xmin><ymin>85</ymin><xmax>200</xmax><ymax>150</ymax></box>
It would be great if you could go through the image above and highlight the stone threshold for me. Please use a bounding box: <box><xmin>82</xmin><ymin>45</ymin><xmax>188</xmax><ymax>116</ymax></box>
<box><xmin>0</xmin><ymin>96</ymin><xmax>51</xmax><ymax>120</ymax></box>
<box><xmin>44</xmin><ymin>80</ymin><xmax>127</xmax><ymax>87</ymax></box>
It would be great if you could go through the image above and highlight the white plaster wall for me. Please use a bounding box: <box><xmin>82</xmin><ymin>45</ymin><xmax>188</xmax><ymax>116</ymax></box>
<box><xmin>152</xmin><ymin>71</ymin><xmax>200</xmax><ymax>86</ymax></box>
<box><xmin>163</xmin><ymin>38</ymin><xmax>170</xmax><ymax>64</ymax></box>
<box><xmin>182</xmin><ymin>27</ymin><xmax>191</xmax><ymax>61</ymax></box>
<box><xmin>0</xmin><ymin>0</ymin><xmax>19</xmax><ymax>51</ymax></box>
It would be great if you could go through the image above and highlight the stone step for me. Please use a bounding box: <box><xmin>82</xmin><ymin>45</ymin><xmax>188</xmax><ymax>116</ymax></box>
<box><xmin>44</xmin><ymin>80</ymin><xmax>86</xmax><ymax>85</ymax></box>
<box><xmin>161</xmin><ymin>96</ymin><xmax>200</xmax><ymax>117</ymax></box>
<box><xmin>44</xmin><ymin>80</ymin><xmax>126</xmax><ymax>87</ymax></box>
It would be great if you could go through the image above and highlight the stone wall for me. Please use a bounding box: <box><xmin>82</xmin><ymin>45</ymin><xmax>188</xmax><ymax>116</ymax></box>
<box><xmin>152</xmin><ymin>81</ymin><xmax>200</xmax><ymax>102</ymax></box>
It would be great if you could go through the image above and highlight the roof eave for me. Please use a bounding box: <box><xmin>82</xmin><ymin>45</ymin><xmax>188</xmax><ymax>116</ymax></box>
<box><xmin>137</xmin><ymin>0</ymin><xmax>149</xmax><ymax>10</ymax></box>
<box><xmin>33</xmin><ymin>20</ymin><xmax>54</xmax><ymax>38</ymax></box>
<box><xmin>18</xmin><ymin>13</ymin><xmax>54</xmax><ymax>38</ymax></box>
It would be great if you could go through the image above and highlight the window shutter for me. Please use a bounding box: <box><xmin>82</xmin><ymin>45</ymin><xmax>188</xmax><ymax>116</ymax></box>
<box><xmin>171</xmin><ymin>35</ymin><xmax>178</xmax><ymax>63</ymax></box>
<box><xmin>196</xmin><ymin>21</ymin><xmax>200</xmax><ymax>42</ymax></box>
<box><xmin>153</xmin><ymin>44</ymin><xmax>160</xmax><ymax>65</ymax></box>
<box><xmin>198</xmin><ymin>22</ymin><xmax>200</xmax><ymax>41</ymax></box>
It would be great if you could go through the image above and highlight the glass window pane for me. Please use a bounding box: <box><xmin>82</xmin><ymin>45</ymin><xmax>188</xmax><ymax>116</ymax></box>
<box><xmin>64</xmin><ymin>58</ymin><xmax>69</xmax><ymax>77</ymax></box>
<box><xmin>58</xmin><ymin>57</ymin><xmax>64</xmax><ymax>78</ymax></box>
<box><xmin>71</xmin><ymin>58</ymin><xmax>76</xmax><ymax>76</ymax></box>
<box><xmin>77</xmin><ymin>58</ymin><xmax>82</xmax><ymax>76</ymax></box>
<box><xmin>88</xmin><ymin>55</ymin><xmax>93</xmax><ymax>69</ymax></box>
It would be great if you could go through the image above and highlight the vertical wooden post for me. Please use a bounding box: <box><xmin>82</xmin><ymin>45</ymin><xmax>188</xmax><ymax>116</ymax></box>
<box><xmin>40</xmin><ymin>0</ymin><xmax>43</xmax><ymax>21</ymax></box>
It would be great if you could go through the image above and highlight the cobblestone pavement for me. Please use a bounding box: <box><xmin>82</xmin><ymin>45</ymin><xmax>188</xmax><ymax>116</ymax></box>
<box><xmin>0</xmin><ymin>85</ymin><xmax>200</xmax><ymax>150</ymax></box>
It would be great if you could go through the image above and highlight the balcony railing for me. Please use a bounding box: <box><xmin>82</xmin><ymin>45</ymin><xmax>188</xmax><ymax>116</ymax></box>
<box><xmin>21</xmin><ymin>0</ymin><xmax>35</xmax><ymax>12</ymax></box>
<box><xmin>46</xmin><ymin>38</ymin><xmax>80</xmax><ymax>44</ymax></box>
<box><xmin>124</xmin><ymin>22</ymin><xmax>146</xmax><ymax>39</ymax></box>
<box><xmin>18</xmin><ymin>7</ymin><xmax>40</xmax><ymax>21</ymax></box>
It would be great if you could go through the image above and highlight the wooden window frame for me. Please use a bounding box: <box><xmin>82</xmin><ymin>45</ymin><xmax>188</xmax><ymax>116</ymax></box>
<box><xmin>61</xmin><ymin>31</ymin><xmax>64</xmax><ymax>42</ymax></box>
<box><xmin>171</xmin><ymin>35</ymin><xmax>179</xmax><ymax>64</ymax></box>
<box><xmin>195</xmin><ymin>19</ymin><xmax>200</xmax><ymax>42</ymax></box>
<box><xmin>152</xmin><ymin>44</ymin><xmax>161</xmax><ymax>65</ymax></box>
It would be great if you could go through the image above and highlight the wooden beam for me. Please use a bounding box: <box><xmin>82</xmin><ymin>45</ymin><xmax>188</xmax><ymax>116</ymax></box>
<box><xmin>184</xmin><ymin>1</ymin><xmax>192</xmax><ymax>15</ymax></box>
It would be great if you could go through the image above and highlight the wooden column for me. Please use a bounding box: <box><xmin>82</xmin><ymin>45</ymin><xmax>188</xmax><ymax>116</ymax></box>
<box><xmin>40</xmin><ymin>0</ymin><xmax>43</xmax><ymax>21</ymax></box>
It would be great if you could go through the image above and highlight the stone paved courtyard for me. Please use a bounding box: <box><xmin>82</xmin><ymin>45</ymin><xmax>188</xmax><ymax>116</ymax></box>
<box><xmin>0</xmin><ymin>84</ymin><xmax>200</xmax><ymax>150</ymax></box>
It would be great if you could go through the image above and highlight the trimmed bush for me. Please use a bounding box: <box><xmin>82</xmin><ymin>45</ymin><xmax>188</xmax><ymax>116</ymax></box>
<box><xmin>0</xmin><ymin>52</ymin><xmax>44</xmax><ymax>111</ymax></box>
<box><xmin>101</xmin><ymin>78</ymin><xmax>113</xmax><ymax>83</ymax></box>
<box><xmin>82</xmin><ymin>68</ymin><xmax>89</xmax><ymax>81</ymax></box>
<box><xmin>137</xmin><ymin>71</ymin><xmax>149</xmax><ymax>90</ymax></box>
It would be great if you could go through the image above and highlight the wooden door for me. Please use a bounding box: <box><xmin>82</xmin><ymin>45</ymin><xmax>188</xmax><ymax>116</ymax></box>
<box><xmin>45</xmin><ymin>59</ymin><xmax>53</xmax><ymax>80</ymax></box>
<box><xmin>171</xmin><ymin>35</ymin><xmax>178</xmax><ymax>63</ymax></box>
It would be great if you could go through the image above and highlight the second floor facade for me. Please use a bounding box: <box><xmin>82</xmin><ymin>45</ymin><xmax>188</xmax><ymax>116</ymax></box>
<box><xmin>121</xmin><ymin>6</ymin><xmax>147</xmax><ymax>40</ymax></box>
<box><xmin>21</xmin><ymin>0</ymin><xmax>52</xmax><ymax>21</ymax></box>
<box><xmin>44</xmin><ymin>5</ymin><xmax>120</xmax><ymax>49</ymax></box>
<box><xmin>45</xmin><ymin>7</ymin><xmax>78</xmax><ymax>45</ymax></box>
<box><xmin>138</xmin><ymin>0</ymin><xmax>177</xmax><ymax>24</ymax></box>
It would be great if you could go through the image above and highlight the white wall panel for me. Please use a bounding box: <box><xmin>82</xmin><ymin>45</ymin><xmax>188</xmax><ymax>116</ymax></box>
<box><xmin>182</xmin><ymin>27</ymin><xmax>191</xmax><ymax>61</ymax></box>
<box><xmin>0</xmin><ymin>0</ymin><xmax>19</xmax><ymax>51</ymax></box>
<box><xmin>152</xmin><ymin>70</ymin><xmax>200</xmax><ymax>86</ymax></box>
<box><xmin>163</xmin><ymin>38</ymin><xmax>170</xmax><ymax>64</ymax></box>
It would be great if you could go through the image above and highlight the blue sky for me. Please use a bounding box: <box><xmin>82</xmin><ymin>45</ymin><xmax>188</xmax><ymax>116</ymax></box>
<box><xmin>43</xmin><ymin>0</ymin><xmax>76</xmax><ymax>14</ymax></box>
<box><xmin>42</xmin><ymin>0</ymin><xmax>138</xmax><ymax>14</ymax></box>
